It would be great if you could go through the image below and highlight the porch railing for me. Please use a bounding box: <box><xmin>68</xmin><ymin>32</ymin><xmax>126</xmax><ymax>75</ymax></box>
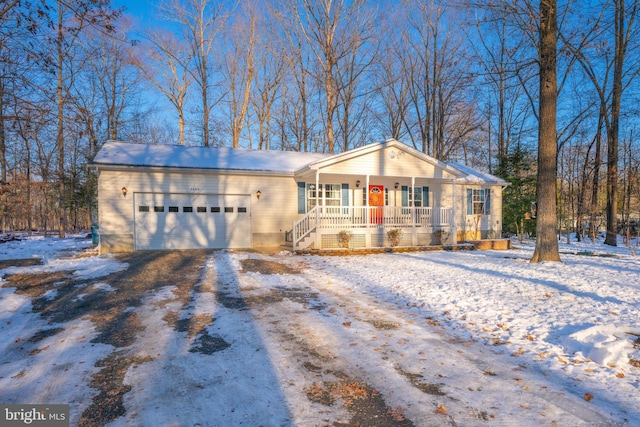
<box><xmin>315</xmin><ymin>206</ymin><xmax>453</xmax><ymax>228</ymax></box>
<box><xmin>292</xmin><ymin>206</ymin><xmax>319</xmax><ymax>248</ymax></box>
<box><xmin>293</xmin><ymin>206</ymin><xmax>454</xmax><ymax>250</ymax></box>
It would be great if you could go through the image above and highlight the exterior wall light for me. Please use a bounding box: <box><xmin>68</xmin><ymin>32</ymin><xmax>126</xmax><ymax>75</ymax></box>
<box><xmin>394</xmin><ymin>182</ymin><xmax>399</xmax><ymax>189</ymax></box>
<box><xmin>121</xmin><ymin>187</ymin><xmax>128</xmax><ymax>197</ymax></box>
<box><xmin>256</xmin><ymin>190</ymin><xmax>262</xmax><ymax>199</ymax></box>
<box><xmin>355</xmin><ymin>180</ymin><xmax>361</xmax><ymax>188</ymax></box>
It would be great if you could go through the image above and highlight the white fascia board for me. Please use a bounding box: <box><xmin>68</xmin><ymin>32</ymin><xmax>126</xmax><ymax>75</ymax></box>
<box><xmin>88</xmin><ymin>163</ymin><xmax>294</xmax><ymax>177</ymax></box>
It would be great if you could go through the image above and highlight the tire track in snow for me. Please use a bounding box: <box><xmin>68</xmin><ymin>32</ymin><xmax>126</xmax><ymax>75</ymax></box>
<box><xmin>110</xmin><ymin>251</ymin><xmax>294</xmax><ymax>427</ymax></box>
<box><xmin>236</xmin><ymin>252</ymin><xmax>614</xmax><ymax>426</ymax></box>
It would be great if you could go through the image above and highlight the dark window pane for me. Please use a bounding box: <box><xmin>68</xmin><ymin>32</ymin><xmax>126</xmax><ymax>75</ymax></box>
<box><xmin>238</xmin><ymin>207</ymin><xmax>247</xmax><ymax>213</ymax></box>
<box><xmin>154</xmin><ymin>206</ymin><xmax>164</xmax><ymax>212</ymax></box>
<box><xmin>169</xmin><ymin>206</ymin><xmax>179</xmax><ymax>212</ymax></box>
<box><xmin>224</xmin><ymin>207</ymin><xmax>233</xmax><ymax>213</ymax></box>
<box><xmin>139</xmin><ymin>206</ymin><xmax>149</xmax><ymax>212</ymax></box>
<box><xmin>197</xmin><ymin>206</ymin><xmax>206</xmax><ymax>213</ymax></box>
<box><xmin>183</xmin><ymin>206</ymin><xmax>193</xmax><ymax>213</ymax></box>
<box><xmin>211</xmin><ymin>207</ymin><xmax>221</xmax><ymax>213</ymax></box>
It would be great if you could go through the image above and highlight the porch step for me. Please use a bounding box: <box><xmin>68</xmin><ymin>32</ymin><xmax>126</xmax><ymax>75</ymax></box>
<box><xmin>296</xmin><ymin>232</ymin><xmax>316</xmax><ymax>251</ymax></box>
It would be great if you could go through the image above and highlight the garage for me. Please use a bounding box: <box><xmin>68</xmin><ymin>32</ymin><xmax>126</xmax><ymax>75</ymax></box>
<box><xmin>134</xmin><ymin>193</ymin><xmax>251</xmax><ymax>250</ymax></box>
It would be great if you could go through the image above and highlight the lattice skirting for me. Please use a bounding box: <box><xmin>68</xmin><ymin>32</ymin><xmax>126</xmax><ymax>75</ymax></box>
<box><xmin>321</xmin><ymin>233</ymin><xmax>366</xmax><ymax>249</ymax></box>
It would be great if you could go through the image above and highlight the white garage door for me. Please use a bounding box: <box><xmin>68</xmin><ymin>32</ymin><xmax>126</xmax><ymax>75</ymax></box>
<box><xmin>134</xmin><ymin>193</ymin><xmax>251</xmax><ymax>250</ymax></box>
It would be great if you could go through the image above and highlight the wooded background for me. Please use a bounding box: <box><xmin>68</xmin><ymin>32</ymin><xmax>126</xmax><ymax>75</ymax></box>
<box><xmin>0</xmin><ymin>0</ymin><xmax>638</xmax><ymax>247</ymax></box>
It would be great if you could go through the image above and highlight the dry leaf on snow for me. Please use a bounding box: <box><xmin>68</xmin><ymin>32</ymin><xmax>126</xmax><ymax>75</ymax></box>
<box><xmin>388</xmin><ymin>406</ymin><xmax>405</xmax><ymax>422</ymax></box>
<box><xmin>434</xmin><ymin>403</ymin><xmax>448</xmax><ymax>415</ymax></box>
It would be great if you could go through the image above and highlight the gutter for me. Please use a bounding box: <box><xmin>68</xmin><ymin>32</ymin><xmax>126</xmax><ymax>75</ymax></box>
<box><xmin>86</xmin><ymin>163</ymin><xmax>297</xmax><ymax>177</ymax></box>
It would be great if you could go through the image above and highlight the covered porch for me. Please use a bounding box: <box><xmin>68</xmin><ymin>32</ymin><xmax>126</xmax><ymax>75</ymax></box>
<box><xmin>288</xmin><ymin>140</ymin><xmax>486</xmax><ymax>252</ymax></box>
<box><xmin>292</xmin><ymin>205</ymin><xmax>456</xmax><ymax>251</ymax></box>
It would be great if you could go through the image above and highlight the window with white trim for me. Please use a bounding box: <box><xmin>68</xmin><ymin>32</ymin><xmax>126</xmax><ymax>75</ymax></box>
<box><xmin>307</xmin><ymin>183</ymin><xmax>341</xmax><ymax>209</ymax></box>
<box><xmin>409</xmin><ymin>187</ymin><xmax>423</xmax><ymax>207</ymax></box>
<box><xmin>402</xmin><ymin>186</ymin><xmax>425</xmax><ymax>207</ymax></box>
<box><xmin>468</xmin><ymin>188</ymin><xmax>490</xmax><ymax>215</ymax></box>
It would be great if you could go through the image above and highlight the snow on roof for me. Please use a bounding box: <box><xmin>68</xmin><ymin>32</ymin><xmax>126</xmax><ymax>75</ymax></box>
<box><xmin>91</xmin><ymin>141</ymin><xmax>330</xmax><ymax>174</ymax></box>
<box><xmin>91</xmin><ymin>141</ymin><xmax>504</xmax><ymax>183</ymax></box>
<box><xmin>448</xmin><ymin>161</ymin><xmax>507</xmax><ymax>185</ymax></box>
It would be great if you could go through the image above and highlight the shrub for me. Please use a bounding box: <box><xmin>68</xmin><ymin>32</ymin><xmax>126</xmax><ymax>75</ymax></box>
<box><xmin>387</xmin><ymin>228</ymin><xmax>403</xmax><ymax>247</ymax></box>
<box><xmin>436</xmin><ymin>230</ymin><xmax>450</xmax><ymax>245</ymax></box>
<box><xmin>337</xmin><ymin>230</ymin><xmax>353</xmax><ymax>248</ymax></box>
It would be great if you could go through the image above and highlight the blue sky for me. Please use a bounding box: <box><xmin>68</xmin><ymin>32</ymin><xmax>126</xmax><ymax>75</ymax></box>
<box><xmin>112</xmin><ymin>0</ymin><xmax>154</xmax><ymax>17</ymax></box>
<box><xmin>112</xmin><ymin>0</ymin><xmax>161</xmax><ymax>28</ymax></box>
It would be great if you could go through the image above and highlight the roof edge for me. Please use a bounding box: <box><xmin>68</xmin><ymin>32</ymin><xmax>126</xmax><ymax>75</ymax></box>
<box><xmin>298</xmin><ymin>139</ymin><xmax>465</xmax><ymax>177</ymax></box>
<box><xmin>88</xmin><ymin>163</ymin><xmax>295</xmax><ymax>177</ymax></box>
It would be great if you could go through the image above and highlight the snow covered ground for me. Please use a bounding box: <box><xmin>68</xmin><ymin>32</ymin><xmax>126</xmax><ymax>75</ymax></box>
<box><xmin>0</xmin><ymin>235</ymin><xmax>639</xmax><ymax>426</ymax></box>
<box><xmin>0</xmin><ymin>237</ymin><xmax>126</xmax><ymax>419</ymax></box>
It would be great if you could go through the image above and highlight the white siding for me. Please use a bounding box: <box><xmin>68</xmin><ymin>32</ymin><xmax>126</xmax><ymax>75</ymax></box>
<box><xmin>456</xmin><ymin>184</ymin><xmax>504</xmax><ymax>241</ymax></box>
<box><xmin>98</xmin><ymin>169</ymin><xmax>298</xmax><ymax>252</ymax></box>
<box><xmin>316</xmin><ymin>147</ymin><xmax>459</xmax><ymax>180</ymax></box>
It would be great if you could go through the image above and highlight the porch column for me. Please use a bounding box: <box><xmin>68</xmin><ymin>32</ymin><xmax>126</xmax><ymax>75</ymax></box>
<box><xmin>315</xmin><ymin>172</ymin><xmax>320</xmax><ymax>207</ymax></box>
<box><xmin>315</xmin><ymin>171</ymin><xmax>321</xmax><ymax>250</ymax></box>
<box><xmin>411</xmin><ymin>177</ymin><xmax>417</xmax><ymax>246</ymax></box>
<box><xmin>365</xmin><ymin>174</ymin><xmax>371</xmax><ymax>248</ymax></box>
<box><xmin>451</xmin><ymin>180</ymin><xmax>457</xmax><ymax>245</ymax></box>
<box><xmin>365</xmin><ymin>175</ymin><xmax>370</xmax><ymax>205</ymax></box>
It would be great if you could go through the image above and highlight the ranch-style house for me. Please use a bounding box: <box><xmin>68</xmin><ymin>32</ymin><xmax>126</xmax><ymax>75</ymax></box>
<box><xmin>89</xmin><ymin>139</ymin><xmax>507</xmax><ymax>253</ymax></box>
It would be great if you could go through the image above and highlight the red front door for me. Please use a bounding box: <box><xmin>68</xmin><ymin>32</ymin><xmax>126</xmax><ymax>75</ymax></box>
<box><xmin>369</xmin><ymin>185</ymin><xmax>384</xmax><ymax>224</ymax></box>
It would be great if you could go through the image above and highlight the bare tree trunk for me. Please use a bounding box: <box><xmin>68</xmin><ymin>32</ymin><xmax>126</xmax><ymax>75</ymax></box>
<box><xmin>498</xmin><ymin>65</ymin><xmax>506</xmax><ymax>170</ymax></box>
<box><xmin>576</xmin><ymin>136</ymin><xmax>596</xmax><ymax>242</ymax></box>
<box><xmin>57</xmin><ymin>2</ymin><xmax>66</xmax><ymax>238</ymax></box>
<box><xmin>430</xmin><ymin>26</ymin><xmax>438</xmax><ymax>158</ymax></box>
<box><xmin>591</xmin><ymin>110</ymin><xmax>604</xmax><ymax>240</ymax></box>
<box><xmin>160</xmin><ymin>0</ymin><xmax>226</xmax><ymax>147</ymax></box>
<box><xmin>0</xmin><ymin>77</ymin><xmax>6</xmax><ymax>184</ymax></box>
<box><xmin>531</xmin><ymin>0</ymin><xmax>561</xmax><ymax>263</ymax></box>
<box><xmin>231</xmin><ymin>15</ymin><xmax>255</xmax><ymax>149</ymax></box>
<box><xmin>136</xmin><ymin>30</ymin><xmax>193</xmax><ymax>146</ymax></box>
<box><xmin>622</xmin><ymin>132</ymin><xmax>634</xmax><ymax>244</ymax></box>
<box><xmin>287</xmin><ymin>0</ymin><xmax>375</xmax><ymax>154</ymax></box>
<box><xmin>301</xmin><ymin>68</ymin><xmax>309</xmax><ymax>152</ymax></box>
<box><xmin>199</xmin><ymin>4</ymin><xmax>211</xmax><ymax>148</ymax></box>
<box><xmin>0</xmin><ymin>79</ymin><xmax>5</xmax><ymax>233</ymax></box>
<box><xmin>286</xmin><ymin>37</ymin><xmax>310</xmax><ymax>152</ymax></box>
<box><xmin>560</xmin><ymin>0</ymin><xmax>639</xmax><ymax>244</ymax></box>
<box><xmin>179</xmin><ymin>111</ymin><xmax>185</xmax><ymax>146</ymax></box>
<box><xmin>324</xmin><ymin>65</ymin><xmax>337</xmax><ymax>154</ymax></box>
<box><xmin>604</xmin><ymin>0</ymin><xmax>628</xmax><ymax>246</ymax></box>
